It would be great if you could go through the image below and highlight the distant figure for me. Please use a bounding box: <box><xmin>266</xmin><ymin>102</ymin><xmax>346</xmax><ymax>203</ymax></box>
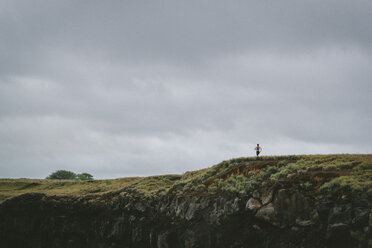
<box><xmin>255</xmin><ymin>144</ymin><xmax>262</xmax><ymax>156</ymax></box>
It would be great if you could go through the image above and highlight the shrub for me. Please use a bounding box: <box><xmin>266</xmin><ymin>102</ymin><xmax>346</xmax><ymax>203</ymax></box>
<box><xmin>46</xmin><ymin>170</ymin><xmax>94</xmax><ymax>180</ymax></box>
<box><xmin>46</xmin><ymin>170</ymin><xmax>77</xmax><ymax>180</ymax></box>
<box><xmin>77</xmin><ymin>173</ymin><xmax>94</xmax><ymax>180</ymax></box>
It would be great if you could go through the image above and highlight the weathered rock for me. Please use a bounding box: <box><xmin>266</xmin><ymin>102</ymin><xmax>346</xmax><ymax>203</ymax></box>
<box><xmin>157</xmin><ymin>231</ymin><xmax>170</xmax><ymax>248</ymax></box>
<box><xmin>255</xmin><ymin>203</ymin><xmax>276</xmax><ymax>225</ymax></box>
<box><xmin>326</xmin><ymin>223</ymin><xmax>353</xmax><ymax>248</ymax></box>
<box><xmin>352</xmin><ymin>208</ymin><xmax>370</xmax><ymax>227</ymax></box>
<box><xmin>261</xmin><ymin>190</ymin><xmax>274</xmax><ymax>205</ymax></box>
<box><xmin>245</xmin><ymin>198</ymin><xmax>261</xmax><ymax>211</ymax></box>
<box><xmin>134</xmin><ymin>201</ymin><xmax>147</xmax><ymax>212</ymax></box>
<box><xmin>296</xmin><ymin>219</ymin><xmax>313</xmax><ymax>227</ymax></box>
<box><xmin>252</xmin><ymin>189</ymin><xmax>274</xmax><ymax>205</ymax></box>
<box><xmin>328</xmin><ymin>204</ymin><xmax>352</xmax><ymax>225</ymax></box>
<box><xmin>0</xmin><ymin>181</ymin><xmax>370</xmax><ymax>248</ymax></box>
<box><xmin>274</xmin><ymin>189</ymin><xmax>310</xmax><ymax>227</ymax></box>
<box><xmin>316</xmin><ymin>198</ymin><xmax>334</xmax><ymax>222</ymax></box>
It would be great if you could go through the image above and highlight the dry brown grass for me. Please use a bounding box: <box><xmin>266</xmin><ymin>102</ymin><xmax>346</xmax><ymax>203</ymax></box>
<box><xmin>0</xmin><ymin>177</ymin><xmax>142</xmax><ymax>203</ymax></box>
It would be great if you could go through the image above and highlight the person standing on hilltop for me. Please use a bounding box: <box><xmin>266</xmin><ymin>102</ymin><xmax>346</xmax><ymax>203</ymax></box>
<box><xmin>255</xmin><ymin>144</ymin><xmax>262</xmax><ymax>157</ymax></box>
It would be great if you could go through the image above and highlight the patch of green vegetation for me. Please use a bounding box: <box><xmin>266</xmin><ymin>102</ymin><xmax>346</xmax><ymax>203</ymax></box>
<box><xmin>166</xmin><ymin>154</ymin><xmax>372</xmax><ymax>196</ymax></box>
<box><xmin>270</xmin><ymin>155</ymin><xmax>361</xmax><ymax>181</ymax></box>
<box><xmin>1</xmin><ymin>154</ymin><xmax>371</xmax><ymax>202</ymax></box>
<box><xmin>320</xmin><ymin>161</ymin><xmax>372</xmax><ymax>194</ymax></box>
<box><xmin>0</xmin><ymin>177</ymin><xmax>142</xmax><ymax>203</ymax></box>
<box><xmin>46</xmin><ymin>170</ymin><xmax>78</xmax><ymax>180</ymax></box>
<box><xmin>128</xmin><ymin>174</ymin><xmax>182</xmax><ymax>196</ymax></box>
<box><xmin>168</xmin><ymin>155</ymin><xmax>296</xmax><ymax>196</ymax></box>
<box><xmin>216</xmin><ymin>163</ymin><xmax>280</xmax><ymax>195</ymax></box>
<box><xmin>46</xmin><ymin>170</ymin><xmax>94</xmax><ymax>180</ymax></box>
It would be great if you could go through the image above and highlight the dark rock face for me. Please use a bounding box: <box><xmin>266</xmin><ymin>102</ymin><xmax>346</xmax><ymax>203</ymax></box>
<box><xmin>0</xmin><ymin>185</ymin><xmax>371</xmax><ymax>248</ymax></box>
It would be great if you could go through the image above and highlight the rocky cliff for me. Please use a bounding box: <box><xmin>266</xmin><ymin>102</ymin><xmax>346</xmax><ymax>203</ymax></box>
<box><xmin>1</xmin><ymin>155</ymin><xmax>371</xmax><ymax>248</ymax></box>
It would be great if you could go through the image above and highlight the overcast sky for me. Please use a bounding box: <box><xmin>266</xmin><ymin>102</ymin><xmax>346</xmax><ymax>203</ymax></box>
<box><xmin>0</xmin><ymin>0</ymin><xmax>371</xmax><ymax>179</ymax></box>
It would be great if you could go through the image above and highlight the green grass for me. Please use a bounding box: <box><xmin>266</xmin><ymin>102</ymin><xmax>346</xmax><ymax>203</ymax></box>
<box><xmin>1</xmin><ymin>154</ymin><xmax>371</xmax><ymax>203</ymax></box>
<box><xmin>320</xmin><ymin>160</ymin><xmax>372</xmax><ymax>195</ymax></box>
<box><xmin>125</xmin><ymin>174</ymin><xmax>182</xmax><ymax>196</ymax></box>
<box><xmin>167</xmin><ymin>154</ymin><xmax>372</xmax><ymax>196</ymax></box>
<box><xmin>0</xmin><ymin>177</ymin><xmax>142</xmax><ymax>203</ymax></box>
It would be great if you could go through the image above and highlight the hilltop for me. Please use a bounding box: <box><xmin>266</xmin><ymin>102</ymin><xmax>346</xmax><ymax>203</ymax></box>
<box><xmin>0</xmin><ymin>154</ymin><xmax>371</xmax><ymax>248</ymax></box>
<box><xmin>1</xmin><ymin>154</ymin><xmax>371</xmax><ymax>202</ymax></box>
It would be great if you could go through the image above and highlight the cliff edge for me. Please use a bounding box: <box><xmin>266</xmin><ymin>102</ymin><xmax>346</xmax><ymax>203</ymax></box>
<box><xmin>1</xmin><ymin>154</ymin><xmax>371</xmax><ymax>248</ymax></box>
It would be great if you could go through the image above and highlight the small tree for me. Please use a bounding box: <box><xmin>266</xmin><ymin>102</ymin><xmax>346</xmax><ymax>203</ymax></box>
<box><xmin>46</xmin><ymin>170</ymin><xmax>77</xmax><ymax>180</ymax></box>
<box><xmin>77</xmin><ymin>173</ymin><xmax>94</xmax><ymax>180</ymax></box>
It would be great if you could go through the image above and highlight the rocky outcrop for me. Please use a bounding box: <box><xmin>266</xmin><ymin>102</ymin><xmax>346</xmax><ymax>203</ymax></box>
<box><xmin>1</xmin><ymin>155</ymin><xmax>371</xmax><ymax>248</ymax></box>
<box><xmin>0</xmin><ymin>182</ymin><xmax>371</xmax><ymax>248</ymax></box>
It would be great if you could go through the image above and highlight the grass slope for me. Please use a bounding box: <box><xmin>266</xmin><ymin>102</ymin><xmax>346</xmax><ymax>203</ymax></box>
<box><xmin>1</xmin><ymin>154</ymin><xmax>371</xmax><ymax>203</ymax></box>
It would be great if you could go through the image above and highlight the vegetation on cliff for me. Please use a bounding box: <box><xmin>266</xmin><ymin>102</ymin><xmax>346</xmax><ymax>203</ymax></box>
<box><xmin>0</xmin><ymin>154</ymin><xmax>371</xmax><ymax>248</ymax></box>
<box><xmin>0</xmin><ymin>177</ymin><xmax>141</xmax><ymax>203</ymax></box>
<box><xmin>1</xmin><ymin>154</ymin><xmax>371</xmax><ymax>203</ymax></box>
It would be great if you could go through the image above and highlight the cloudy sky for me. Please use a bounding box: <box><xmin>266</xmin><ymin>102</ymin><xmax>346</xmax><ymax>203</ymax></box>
<box><xmin>1</xmin><ymin>0</ymin><xmax>371</xmax><ymax>179</ymax></box>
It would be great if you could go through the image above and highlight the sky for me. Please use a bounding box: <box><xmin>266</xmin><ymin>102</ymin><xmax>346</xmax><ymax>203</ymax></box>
<box><xmin>0</xmin><ymin>0</ymin><xmax>371</xmax><ymax>179</ymax></box>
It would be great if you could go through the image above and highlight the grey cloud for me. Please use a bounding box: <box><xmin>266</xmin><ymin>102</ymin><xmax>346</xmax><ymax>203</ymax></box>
<box><xmin>1</xmin><ymin>0</ymin><xmax>372</xmax><ymax>72</ymax></box>
<box><xmin>0</xmin><ymin>0</ymin><xmax>371</xmax><ymax>178</ymax></box>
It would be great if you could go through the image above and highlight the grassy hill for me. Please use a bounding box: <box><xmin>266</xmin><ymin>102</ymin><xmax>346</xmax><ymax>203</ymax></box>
<box><xmin>1</xmin><ymin>154</ymin><xmax>371</xmax><ymax>204</ymax></box>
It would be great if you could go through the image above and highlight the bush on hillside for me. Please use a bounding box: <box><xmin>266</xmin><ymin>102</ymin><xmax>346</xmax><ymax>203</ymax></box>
<box><xmin>46</xmin><ymin>170</ymin><xmax>77</xmax><ymax>180</ymax></box>
<box><xmin>77</xmin><ymin>173</ymin><xmax>94</xmax><ymax>180</ymax></box>
<box><xmin>46</xmin><ymin>170</ymin><xmax>94</xmax><ymax>180</ymax></box>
